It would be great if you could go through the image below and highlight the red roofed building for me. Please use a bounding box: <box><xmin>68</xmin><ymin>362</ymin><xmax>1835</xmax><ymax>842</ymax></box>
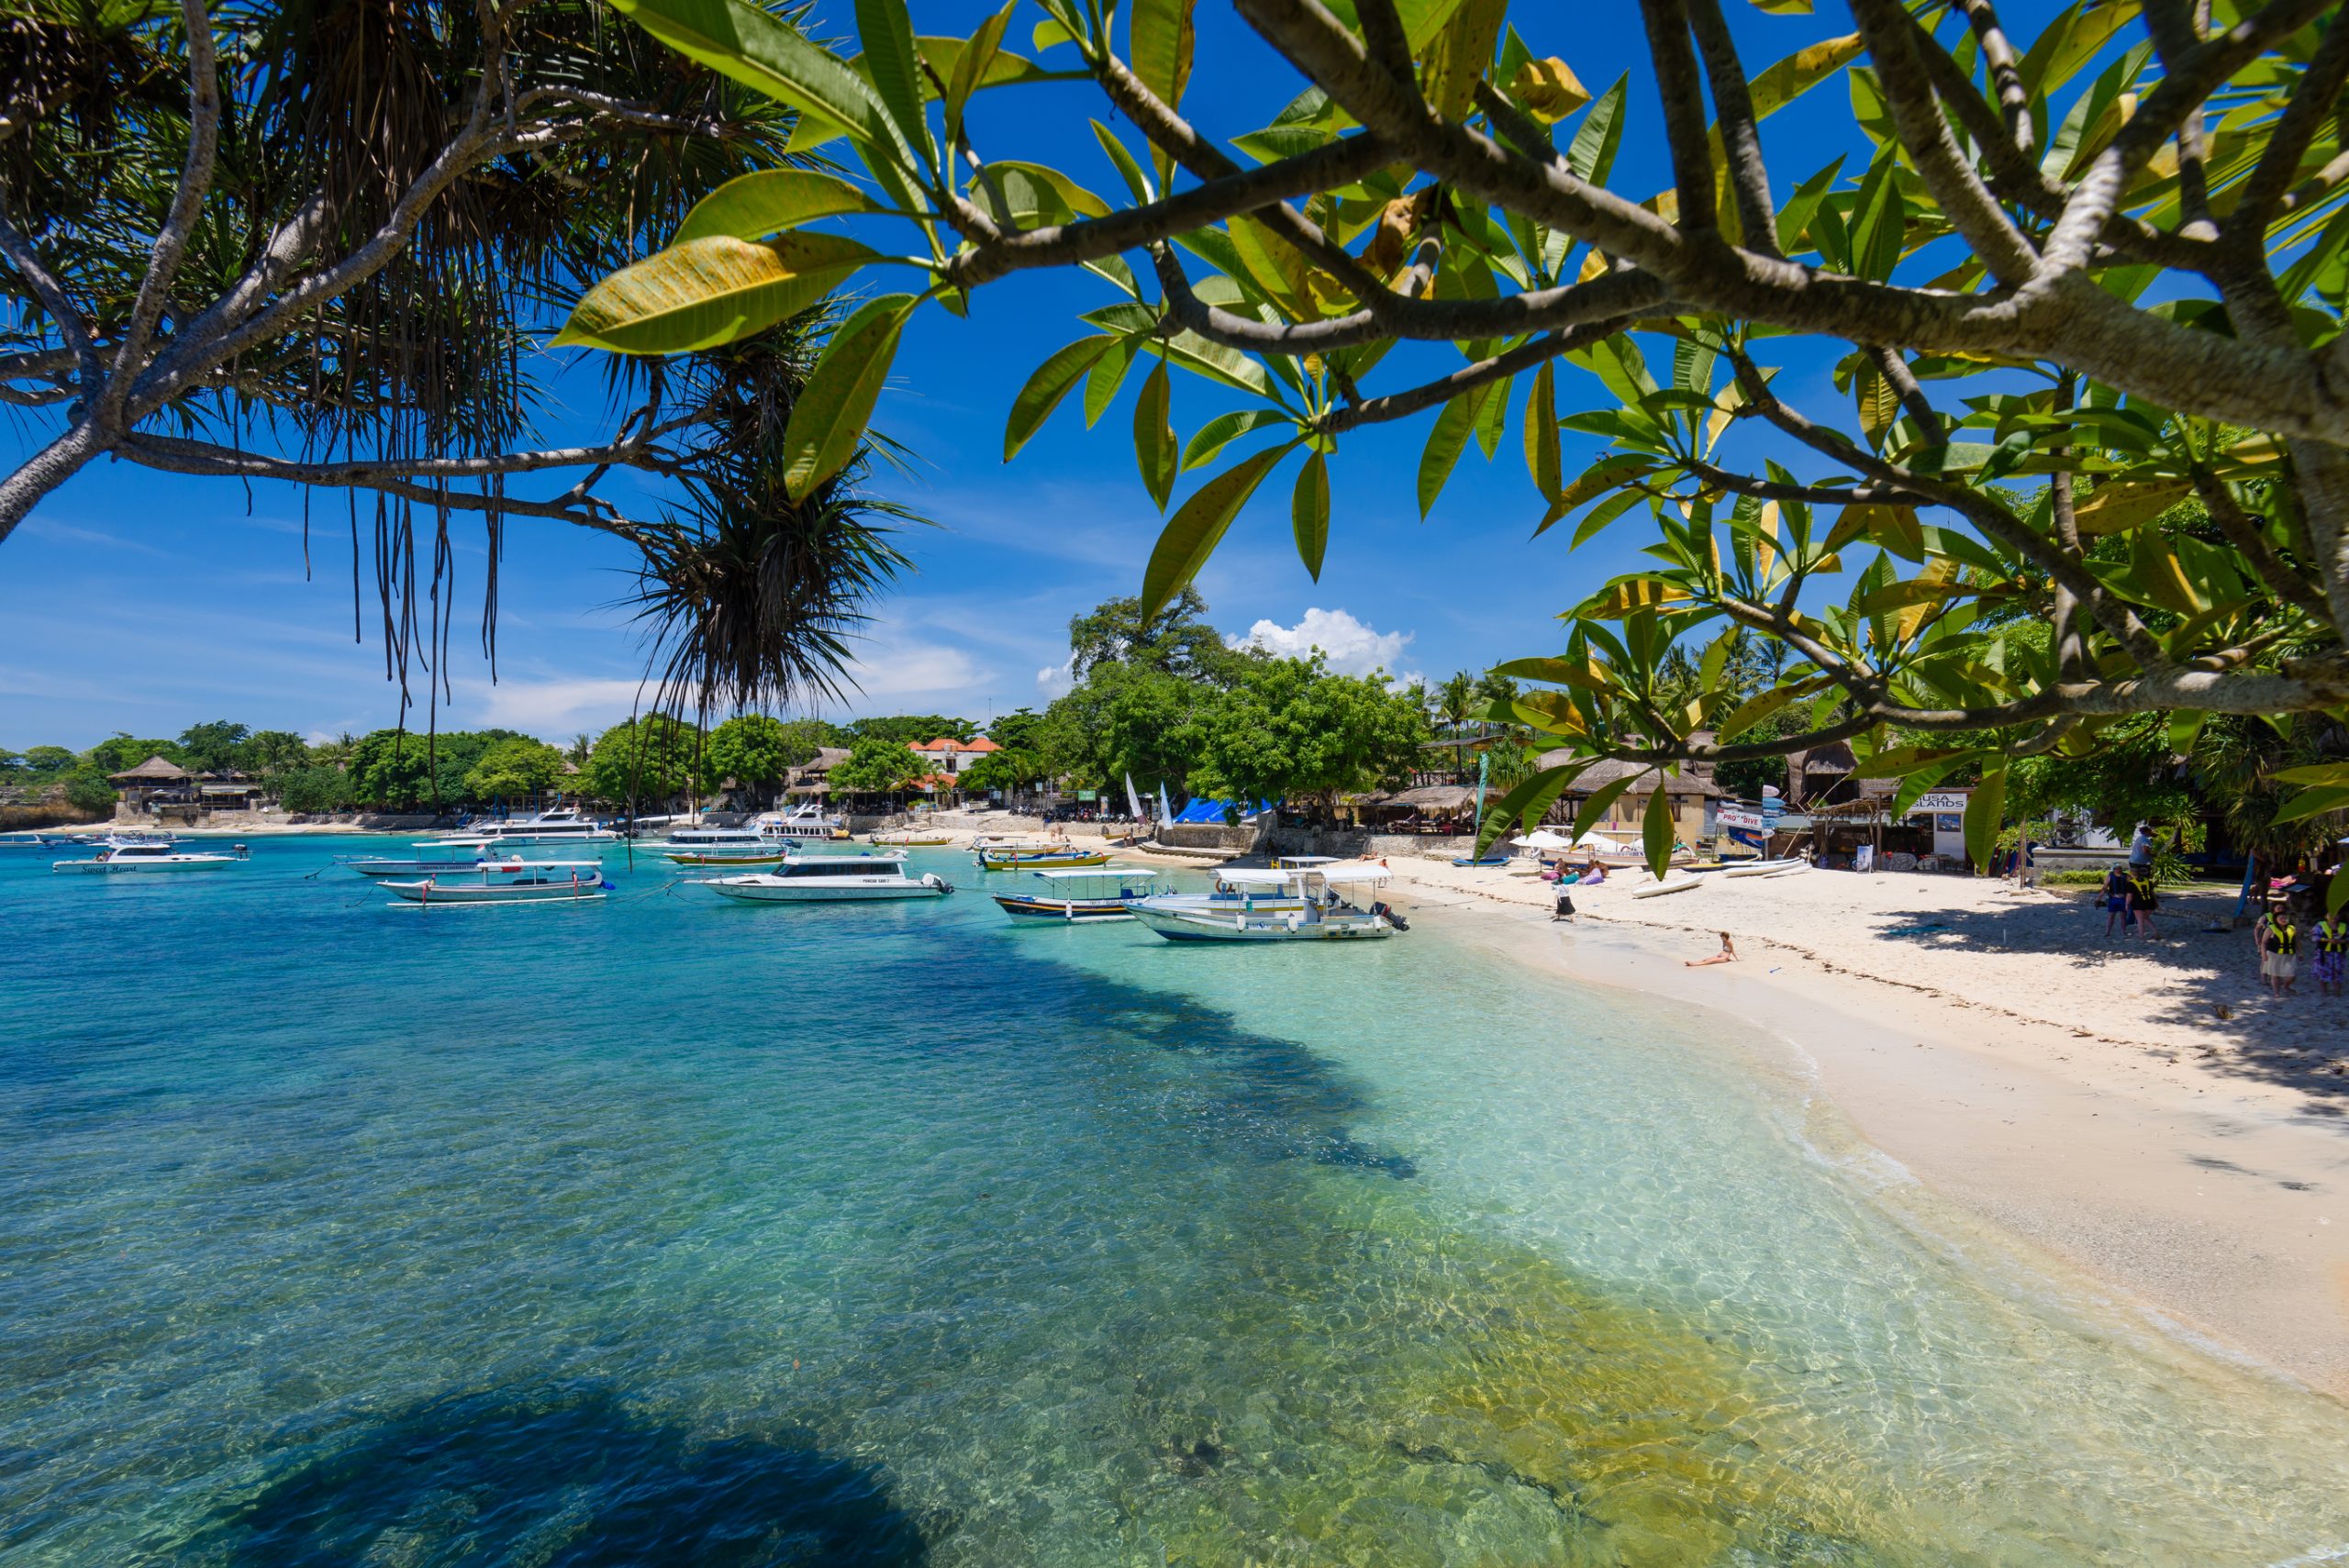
<box><xmin>907</xmin><ymin>736</ymin><xmax>999</xmax><ymax>776</ymax></box>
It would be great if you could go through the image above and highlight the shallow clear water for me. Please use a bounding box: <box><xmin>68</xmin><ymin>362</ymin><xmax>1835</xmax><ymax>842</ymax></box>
<box><xmin>4</xmin><ymin>837</ymin><xmax>2347</xmax><ymax>1566</ymax></box>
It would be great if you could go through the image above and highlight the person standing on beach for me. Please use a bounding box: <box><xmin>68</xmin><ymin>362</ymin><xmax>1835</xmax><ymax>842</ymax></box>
<box><xmin>2317</xmin><ymin>913</ymin><xmax>2347</xmax><ymax>997</ymax></box>
<box><xmin>2126</xmin><ymin>866</ymin><xmax>2159</xmax><ymax>940</ymax></box>
<box><xmin>2104</xmin><ymin>865</ymin><xmax>2132</xmax><ymax>939</ymax></box>
<box><xmin>2269</xmin><ymin>909</ymin><xmax>2301</xmax><ymax>997</ymax></box>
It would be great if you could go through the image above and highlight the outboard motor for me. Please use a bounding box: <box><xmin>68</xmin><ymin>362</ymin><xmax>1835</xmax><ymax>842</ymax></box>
<box><xmin>1372</xmin><ymin>900</ymin><xmax>1410</xmax><ymax>931</ymax></box>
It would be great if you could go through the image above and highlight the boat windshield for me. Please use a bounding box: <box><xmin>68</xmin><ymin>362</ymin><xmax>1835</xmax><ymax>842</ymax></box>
<box><xmin>778</xmin><ymin>858</ymin><xmax>898</xmax><ymax>877</ymax></box>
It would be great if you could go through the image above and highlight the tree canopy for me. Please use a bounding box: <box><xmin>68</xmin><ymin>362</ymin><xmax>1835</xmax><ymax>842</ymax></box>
<box><xmin>826</xmin><ymin>736</ymin><xmax>930</xmax><ymax>794</ymax></box>
<box><xmin>580</xmin><ymin>715</ymin><xmax>713</xmax><ymax>805</ymax></box>
<box><xmin>548</xmin><ymin>0</ymin><xmax>2349</xmax><ymax>875</ymax></box>
<box><xmin>707</xmin><ymin>714</ymin><xmax>816</xmax><ymax>796</ymax></box>
<box><xmin>463</xmin><ymin>737</ymin><xmax>569</xmax><ymax>802</ymax></box>
<box><xmin>2</xmin><ymin>0</ymin><xmax>918</xmax><ymax>724</ymax></box>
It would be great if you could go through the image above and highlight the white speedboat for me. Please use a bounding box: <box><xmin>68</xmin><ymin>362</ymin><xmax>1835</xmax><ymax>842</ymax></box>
<box><xmin>993</xmin><ymin>867</ymin><xmax>1162</xmax><ymax>921</ymax></box>
<box><xmin>1</xmin><ymin>831</ymin><xmax>69</xmax><ymax>849</ymax></box>
<box><xmin>1131</xmin><ymin>866</ymin><xmax>1309</xmax><ymax>915</ymax></box>
<box><xmin>655</xmin><ymin>826</ymin><xmax>788</xmax><ymax>866</ymax></box>
<box><xmin>342</xmin><ymin>838</ymin><xmax>534</xmax><ymax>878</ymax></box>
<box><xmin>704</xmin><ymin>851</ymin><xmax>952</xmax><ymax>903</ymax></box>
<box><xmin>383</xmin><ymin>861</ymin><xmax>609</xmax><ymax>904</ymax></box>
<box><xmin>1631</xmin><ymin>870</ymin><xmax>1705</xmax><ymax>898</ymax></box>
<box><xmin>53</xmin><ymin>841</ymin><xmax>248</xmax><ymax>873</ymax></box>
<box><xmin>1131</xmin><ymin>864</ymin><xmax>1402</xmax><ymax>942</ymax></box>
<box><xmin>462</xmin><ymin>806</ymin><xmax>618</xmax><ymax>846</ymax></box>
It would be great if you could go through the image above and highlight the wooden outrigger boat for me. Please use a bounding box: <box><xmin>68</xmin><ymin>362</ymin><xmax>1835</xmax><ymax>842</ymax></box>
<box><xmin>383</xmin><ymin>861</ymin><xmax>609</xmax><ymax>905</ymax></box>
<box><xmin>992</xmin><ymin>867</ymin><xmax>1163</xmax><ymax>921</ymax></box>
<box><xmin>975</xmin><ymin>844</ymin><xmax>1111</xmax><ymax>871</ymax></box>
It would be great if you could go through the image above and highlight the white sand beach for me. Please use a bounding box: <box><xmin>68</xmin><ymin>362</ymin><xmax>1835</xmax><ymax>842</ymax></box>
<box><xmin>1358</xmin><ymin>856</ymin><xmax>2349</xmax><ymax>1398</ymax></box>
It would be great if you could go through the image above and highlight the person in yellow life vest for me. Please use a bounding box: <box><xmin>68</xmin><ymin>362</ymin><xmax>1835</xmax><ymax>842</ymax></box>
<box><xmin>2268</xmin><ymin>913</ymin><xmax>2301</xmax><ymax>998</ymax></box>
<box><xmin>2316</xmin><ymin>915</ymin><xmax>2349</xmax><ymax>997</ymax></box>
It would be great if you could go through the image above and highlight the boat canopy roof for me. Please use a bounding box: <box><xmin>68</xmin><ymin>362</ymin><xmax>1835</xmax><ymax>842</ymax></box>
<box><xmin>1313</xmin><ymin>864</ymin><xmax>1391</xmax><ymax>885</ymax></box>
<box><xmin>1215</xmin><ymin>868</ymin><xmax>1293</xmax><ymax>886</ymax></box>
<box><xmin>1032</xmin><ymin>867</ymin><xmax>1158</xmax><ymax>882</ymax></box>
<box><xmin>1275</xmin><ymin>854</ymin><xmax>1342</xmax><ymax>865</ymax></box>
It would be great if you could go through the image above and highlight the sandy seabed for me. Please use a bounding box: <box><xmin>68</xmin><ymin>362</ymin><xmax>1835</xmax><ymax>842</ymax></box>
<box><xmin>1347</xmin><ymin>854</ymin><xmax>2349</xmax><ymax>1399</ymax></box>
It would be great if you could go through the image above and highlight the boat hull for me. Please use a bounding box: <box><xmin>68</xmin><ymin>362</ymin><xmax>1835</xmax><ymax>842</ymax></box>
<box><xmin>992</xmin><ymin>894</ymin><xmax>1135</xmax><ymax>921</ymax></box>
<box><xmin>1130</xmin><ymin>906</ymin><xmax>1392</xmax><ymax>942</ymax></box>
<box><xmin>51</xmin><ymin>857</ymin><xmax>238</xmax><ymax>873</ymax></box>
<box><xmin>1631</xmin><ymin>873</ymin><xmax>1704</xmax><ymax>898</ymax></box>
<box><xmin>1721</xmin><ymin>858</ymin><xmax>1807</xmax><ymax>878</ymax></box>
<box><xmin>384</xmin><ymin>880</ymin><xmax>607</xmax><ymax>904</ymax></box>
<box><xmin>707</xmin><ymin>878</ymin><xmax>949</xmax><ymax>903</ymax></box>
<box><xmin>977</xmin><ymin>852</ymin><xmax>1110</xmax><ymax>871</ymax></box>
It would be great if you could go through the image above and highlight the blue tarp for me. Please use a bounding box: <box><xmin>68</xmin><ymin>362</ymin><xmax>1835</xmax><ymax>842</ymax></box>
<box><xmin>1171</xmin><ymin>797</ymin><xmax>1277</xmax><ymax>825</ymax></box>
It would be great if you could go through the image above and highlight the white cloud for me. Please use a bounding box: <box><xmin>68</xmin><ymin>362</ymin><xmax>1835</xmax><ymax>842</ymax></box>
<box><xmin>1035</xmin><ymin>657</ymin><xmax>1074</xmax><ymax>697</ymax></box>
<box><xmin>1228</xmin><ymin>607</ymin><xmax>1415</xmax><ymax>680</ymax></box>
<box><xmin>455</xmin><ymin>676</ymin><xmax>653</xmax><ymax>736</ymax></box>
<box><xmin>840</xmin><ymin>635</ymin><xmax>987</xmax><ymax>699</ymax></box>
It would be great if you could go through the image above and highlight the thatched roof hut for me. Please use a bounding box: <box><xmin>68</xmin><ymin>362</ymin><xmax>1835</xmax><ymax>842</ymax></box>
<box><xmin>108</xmin><ymin>755</ymin><xmax>190</xmax><ymax>784</ymax></box>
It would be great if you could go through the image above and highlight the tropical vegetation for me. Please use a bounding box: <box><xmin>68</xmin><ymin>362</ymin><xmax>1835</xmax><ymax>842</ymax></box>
<box><xmin>525</xmin><ymin>0</ymin><xmax>2349</xmax><ymax>880</ymax></box>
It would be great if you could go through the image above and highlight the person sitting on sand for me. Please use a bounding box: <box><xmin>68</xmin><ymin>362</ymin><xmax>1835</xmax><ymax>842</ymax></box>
<box><xmin>2318</xmin><ymin>914</ymin><xmax>2348</xmax><ymax>998</ymax></box>
<box><xmin>1580</xmin><ymin>861</ymin><xmax>1606</xmax><ymax>885</ymax></box>
<box><xmin>2268</xmin><ymin>910</ymin><xmax>2302</xmax><ymax>997</ymax></box>
<box><xmin>1686</xmin><ymin>931</ymin><xmax>1738</xmax><ymax>968</ymax></box>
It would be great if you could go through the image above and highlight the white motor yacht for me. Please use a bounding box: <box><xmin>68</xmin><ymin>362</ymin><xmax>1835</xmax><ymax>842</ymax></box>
<box><xmin>703</xmin><ymin>851</ymin><xmax>952</xmax><ymax>903</ymax></box>
<box><xmin>53</xmin><ymin>841</ymin><xmax>248</xmax><ymax>873</ymax></box>
<box><xmin>1130</xmin><ymin>864</ymin><xmax>1403</xmax><ymax>941</ymax></box>
<box><xmin>462</xmin><ymin>806</ymin><xmax>618</xmax><ymax>846</ymax></box>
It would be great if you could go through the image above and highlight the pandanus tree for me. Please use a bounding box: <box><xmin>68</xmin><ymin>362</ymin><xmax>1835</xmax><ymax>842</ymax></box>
<box><xmin>0</xmin><ymin>0</ymin><xmax>913</xmax><ymax>719</ymax></box>
<box><xmin>552</xmin><ymin>0</ymin><xmax>2349</xmax><ymax>875</ymax></box>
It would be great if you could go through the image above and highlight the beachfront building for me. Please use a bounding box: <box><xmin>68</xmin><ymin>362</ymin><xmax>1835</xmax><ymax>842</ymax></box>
<box><xmin>107</xmin><ymin>754</ymin><xmax>193</xmax><ymax>811</ymax></box>
<box><xmin>783</xmin><ymin>747</ymin><xmax>852</xmax><ymax>804</ymax></box>
<box><xmin>1542</xmin><ymin>757</ymin><xmax>1723</xmax><ymax>845</ymax></box>
<box><xmin>907</xmin><ymin>736</ymin><xmax>1000</xmax><ymax>775</ymax></box>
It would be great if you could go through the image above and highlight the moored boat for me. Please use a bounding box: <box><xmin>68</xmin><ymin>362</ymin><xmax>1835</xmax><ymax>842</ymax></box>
<box><xmin>52</xmin><ymin>841</ymin><xmax>247</xmax><ymax>873</ymax></box>
<box><xmin>703</xmin><ymin>851</ymin><xmax>952</xmax><ymax>903</ymax></box>
<box><xmin>382</xmin><ymin>861</ymin><xmax>610</xmax><ymax>904</ymax></box>
<box><xmin>975</xmin><ymin>845</ymin><xmax>1111</xmax><ymax>871</ymax></box>
<box><xmin>993</xmin><ymin>867</ymin><xmax>1162</xmax><ymax>921</ymax></box>
<box><xmin>1131</xmin><ymin>864</ymin><xmax>1402</xmax><ymax>942</ymax></box>
<box><xmin>463</xmin><ymin>806</ymin><xmax>619</xmax><ymax>847</ymax></box>
<box><xmin>341</xmin><ymin>838</ymin><xmax>534</xmax><ymax>878</ymax></box>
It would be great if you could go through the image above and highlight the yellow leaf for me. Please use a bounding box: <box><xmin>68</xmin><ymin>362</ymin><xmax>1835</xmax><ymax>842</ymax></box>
<box><xmin>2073</xmin><ymin>478</ymin><xmax>2190</xmax><ymax>535</ymax></box>
<box><xmin>1508</xmin><ymin>56</ymin><xmax>1590</xmax><ymax>123</ymax></box>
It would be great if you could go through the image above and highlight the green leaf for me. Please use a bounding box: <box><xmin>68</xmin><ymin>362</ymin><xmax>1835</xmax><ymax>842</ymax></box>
<box><xmin>2330</xmin><ymin>864</ymin><xmax>2349</xmax><ymax>917</ymax></box>
<box><xmin>1963</xmin><ymin>767</ymin><xmax>2006</xmax><ymax>869</ymax></box>
<box><xmin>1747</xmin><ymin>33</ymin><xmax>1863</xmax><ymax>117</ymax></box>
<box><xmin>554</xmin><ymin>233</ymin><xmax>878</xmax><ymax>354</ymax></box>
<box><xmin>855</xmin><ymin>0</ymin><xmax>933</xmax><ymax>162</ymax></box>
<box><xmin>1474</xmin><ymin>762</ymin><xmax>1586</xmax><ymax>856</ymax></box>
<box><xmin>2273</xmin><ymin>763</ymin><xmax>2349</xmax><ymax>787</ymax></box>
<box><xmin>1133</xmin><ymin>360</ymin><xmax>1178</xmax><ymax>511</ymax></box>
<box><xmin>1891</xmin><ymin>755</ymin><xmax>1972</xmax><ymax>819</ymax></box>
<box><xmin>607</xmin><ymin>0</ymin><xmax>896</xmax><ymax>153</ymax></box>
<box><xmin>1084</xmin><ymin>338</ymin><xmax>1136</xmax><ymax>426</ymax></box>
<box><xmin>1846</xmin><ymin>151</ymin><xmax>1905</xmax><ymax>281</ymax></box>
<box><xmin>1092</xmin><ymin>119</ymin><xmax>1154</xmax><ymax>204</ymax></box>
<box><xmin>1523</xmin><ymin>361</ymin><xmax>1561</xmax><ymax>499</ymax></box>
<box><xmin>1141</xmin><ymin>443</ymin><xmax>1297</xmax><ymax>617</ymax></box>
<box><xmin>1292</xmin><ymin>450</ymin><xmax>1330</xmax><ymax>580</ymax></box>
<box><xmin>672</xmin><ymin>170</ymin><xmax>889</xmax><ymax>244</ymax></box>
<box><xmin>1642</xmin><ymin>782</ymin><xmax>1674</xmax><ymax>879</ymax></box>
<box><xmin>1569</xmin><ymin>773</ymin><xmax>1640</xmax><ymax>844</ymax></box>
<box><xmin>1130</xmin><ymin>0</ymin><xmax>1196</xmax><ymax>183</ymax></box>
<box><xmin>1567</xmin><ymin>76</ymin><xmax>1629</xmax><ymax>184</ymax></box>
<box><xmin>2271</xmin><ymin>786</ymin><xmax>2349</xmax><ymax>828</ymax></box>
<box><xmin>943</xmin><ymin>2</ymin><xmax>1014</xmax><ymax>137</ymax></box>
<box><xmin>782</xmin><ymin>293</ymin><xmax>917</xmax><ymax>500</ymax></box>
<box><xmin>1004</xmin><ymin>336</ymin><xmax>1117</xmax><ymax>460</ymax></box>
<box><xmin>1184</xmin><ymin>408</ymin><xmax>1293</xmax><ymax>469</ymax></box>
<box><xmin>1418</xmin><ymin>391</ymin><xmax>1480</xmax><ymax>517</ymax></box>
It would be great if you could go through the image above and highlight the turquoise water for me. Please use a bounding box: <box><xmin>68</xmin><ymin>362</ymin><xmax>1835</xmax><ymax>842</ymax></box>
<box><xmin>5</xmin><ymin>835</ymin><xmax>2349</xmax><ymax>1566</ymax></box>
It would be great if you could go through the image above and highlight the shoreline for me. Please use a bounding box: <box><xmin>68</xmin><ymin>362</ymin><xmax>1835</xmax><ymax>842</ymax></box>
<box><xmin>1351</xmin><ymin>854</ymin><xmax>2349</xmax><ymax>1401</ymax></box>
<box><xmin>1052</xmin><ymin>833</ymin><xmax>2349</xmax><ymax>1397</ymax></box>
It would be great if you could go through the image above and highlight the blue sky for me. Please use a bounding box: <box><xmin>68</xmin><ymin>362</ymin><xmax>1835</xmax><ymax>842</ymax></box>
<box><xmin>1</xmin><ymin>1</ymin><xmax>1894</xmax><ymax>751</ymax></box>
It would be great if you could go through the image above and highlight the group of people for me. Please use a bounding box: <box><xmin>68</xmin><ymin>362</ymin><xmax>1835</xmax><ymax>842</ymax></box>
<box><xmin>2253</xmin><ymin>902</ymin><xmax>2349</xmax><ymax>997</ymax></box>
<box><xmin>2099</xmin><ymin>862</ymin><xmax>2162</xmax><ymax>939</ymax></box>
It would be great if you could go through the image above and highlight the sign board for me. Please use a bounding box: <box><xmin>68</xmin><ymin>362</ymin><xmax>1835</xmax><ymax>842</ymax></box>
<box><xmin>1907</xmin><ymin>790</ymin><xmax>1970</xmax><ymax>815</ymax></box>
<box><xmin>1717</xmin><ymin>806</ymin><xmax>1768</xmax><ymax>830</ymax></box>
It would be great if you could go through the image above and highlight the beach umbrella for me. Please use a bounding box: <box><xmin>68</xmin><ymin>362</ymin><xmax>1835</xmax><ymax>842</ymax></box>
<box><xmin>1513</xmin><ymin>828</ymin><xmax>1575</xmax><ymax>849</ymax></box>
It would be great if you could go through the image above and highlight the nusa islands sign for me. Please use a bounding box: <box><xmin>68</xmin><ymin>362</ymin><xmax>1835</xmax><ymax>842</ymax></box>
<box><xmin>1906</xmin><ymin>791</ymin><xmax>1970</xmax><ymax>815</ymax></box>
